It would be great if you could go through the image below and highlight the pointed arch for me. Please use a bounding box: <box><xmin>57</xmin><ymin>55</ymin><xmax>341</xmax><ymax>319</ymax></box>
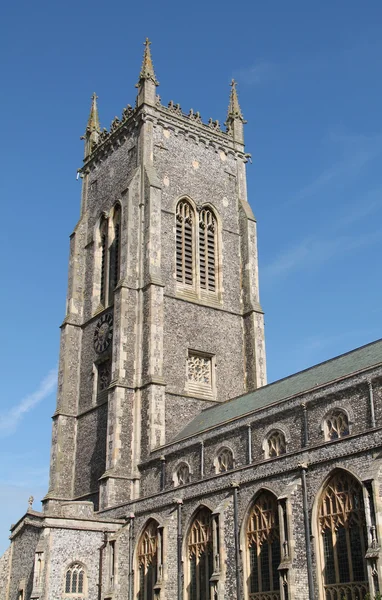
<box><xmin>176</xmin><ymin>199</ymin><xmax>195</xmax><ymax>286</ymax></box>
<box><xmin>314</xmin><ymin>468</ymin><xmax>369</xmax><ymax>600</ymax></box>
<box><xmin>63</xmin><ymin>562</ymin><xmax>87</xmax><ymax>596</ymax></box>
<box><xmin>244</xmin><ymin>490</ymin><xmax>281</xmax><ymax>599</ymax></box>
<box><xmin>198</xmin><ymin>206</ymin><xmax>218</xmax><ymax>292</ymax></box>
<box><xmin>185</xmin><ymin>506</ymin><xmax>214</xmax><ymax>600</ymax></box>
<box><xmin>136</xmin><ymin>519</ymin><xmax>161</xmax><ymax>600</ymax></box>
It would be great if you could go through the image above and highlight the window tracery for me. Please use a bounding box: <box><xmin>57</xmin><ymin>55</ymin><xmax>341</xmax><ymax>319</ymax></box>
<box><xmin>318</xmin><ymin>471</ymin><xmax>368</xmax><ymax>600</ymax></box>
<box><xmin>246</xmin><ymin>492</ymin><xmax>281</xmax><ymax>599</ymax></box>
<box><xmin>64</xmin><ymin>563</ymin><xmax>86</xmax><ymax>596</ymax></box>
<box><xmin>137</xmin><ymin>521</ymin><xmax>160</xmax><ymax>600</ymax></box>
<box><xmin>175</xmin><ymin>463</ymin><xmax>191</xmax><ymax>487</ymax></box>
<box><xmin>175</xmin><ymin>200</ymin><xmax>219</xmax><ymax>298</ymax></box>
<box><xmin>266</xmin><ymin>431</ymin><xmax>286</xmax><ymax>458</ymax></box>
<box><xmin>325</xmin><ymin>410</ymin><xmax>350</xmax><ymax>441</ymax></box>
<box><xmin>187</xmin><ymin>508</ymin><xmax>213</xmax><ymax>600</ymax></box>
<box><xmin>186</xmin><ymin>352</ymin><xmax>214</xmax><ymax>398</ymax></box>
<box><xmin>216</xmin><ymin>448</ymin><xmax>234</xmax><ymax>473</ymax></box>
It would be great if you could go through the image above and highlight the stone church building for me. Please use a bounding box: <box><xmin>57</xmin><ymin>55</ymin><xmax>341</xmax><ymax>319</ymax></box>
<box><xmin>1</xmin><ymin>40</ymin><xmax>382</xmax><ymax>600</ymax></box>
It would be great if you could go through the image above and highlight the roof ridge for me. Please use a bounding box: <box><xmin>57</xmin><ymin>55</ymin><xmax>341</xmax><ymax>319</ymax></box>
<box><xmin>198</xmin><ymin>336</ymin><xmax>382</xmax><ymax>415</ymax></box>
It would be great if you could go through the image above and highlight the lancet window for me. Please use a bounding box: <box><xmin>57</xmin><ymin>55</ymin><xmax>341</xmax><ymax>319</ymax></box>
<box><xmin>187</xmin><ymin>508</ymin><xmax>213</xmax><ymax>600</ymax></box>
<box><xmin>64</xmin><ymin>563</ymin><xmax>86</xmax><ymax>596</ymax></box>
<box><xmin>137</xmin><ymin>520</ymin><xmax>162</xmax><ymax>600</ymax></box>
<box><xmin>324</xmin><ymin>410</ymin><xmax>350</xmax><ymax>441</ymax></box>
<box><xmin>266</xmin><ymin>431</ymin><xmax>286</xmax><ymax>458</ymax></box>
<box><xmin>318</xmin><ymin>471</ymin><xmax>368</xmax><ymax>600</ymax></box>
<box><xmin>246</xmin><ymin>491</ymin><xmax>281</xmax><ymax>599</ymax></box>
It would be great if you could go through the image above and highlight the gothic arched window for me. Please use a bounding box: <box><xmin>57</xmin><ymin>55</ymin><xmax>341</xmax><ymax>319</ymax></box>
<box><xmin>324</xmin><ymin>409</ymin><xmax>350</xmax><ymax>441</ymax></box>
<box><xmin>318</xmin><ymin>471</ymin><xmax>368</xmax><ymax>599</ymax></box>
<box><xmin>216</xmin><ymin>448</ymin><xmax>234</xmax><ymax>473</ymax></box>
<box><xmin>265</xmin><ymin>430</ymin><xmax>286</xmax><ymax>458</ymax></box>
<box><xmin>176</xmin><ymin>200</ymin><xmax>195</xmax><ymax>286</ymax></box>
<box><xmin>137</xmin><ymin>520</ymin><xmax>160</xmax><ymax>600</ymax></box>
<box><xmin>174</xmin><ymin>463</ymin><xmax>191</xmax><ymax>487</ymax></box>
<box><xmin>111</xmin><ymin>203</ymin><xmax>121</xmax><ymax>291</ymax></box>
<box><xmin>246</xmin><ymin>491</ymin><xmax>281</xmax><ymax>598</ymax></box>
<box><xmin>198</xmin><ymin>208</ymin><xmax>217</xmax><ymax>292</ymax></box>
<box><xmin>99</xmin><ymin>216</ymin><xmax>108</xmax><ymax>306</ymax></box>
<box><xmin>64</xmin><ymin>563</ymin><xmax>86</xmax><ymax>596</ymax></box>
<box><xmin>187</xmin><ymin>508</ymin><xmax>213</xmax><ymax>600</ymax></box>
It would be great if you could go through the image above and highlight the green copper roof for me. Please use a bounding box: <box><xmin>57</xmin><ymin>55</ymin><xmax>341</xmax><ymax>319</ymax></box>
<box><xmin>174</xmin><ymin>338</ymin><xmax>382</xmax><ymax>442</ymax></box>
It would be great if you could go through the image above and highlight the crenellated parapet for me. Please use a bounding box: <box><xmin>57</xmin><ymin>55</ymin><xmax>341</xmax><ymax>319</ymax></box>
<box><xmin>80</xmin><ymin>39</ymin><xmax>248</xmax><ymax>171</ymax></box>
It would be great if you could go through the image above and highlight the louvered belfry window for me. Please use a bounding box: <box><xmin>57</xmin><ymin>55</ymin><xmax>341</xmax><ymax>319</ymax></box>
<box><xmin>112</xmin><ymin>204</ymin><xmax>121</xmax><ymax>290</ymax></box>
<box><xmin>319</xmin><ymin>471</ymin><xmax>368</xmax><ymax>600</ymax></box>
<box><xmin>247</xmin><ymin>492</ymin><xmax>281</xmax><ymax>599</ymax></box>
<box><xmin>176</xmin><ymin>200</ymin><xmax>194</xmax><ymax>286</ymax></box>
<box><xmin>199</xmin><ymin>208</ymin><xmax>216</xmax><ymax>292</ymax></box>
<box><xmin>100</xmin><ymin>217</ymin><xmax>108</xmax><ymax>305</ymax></box>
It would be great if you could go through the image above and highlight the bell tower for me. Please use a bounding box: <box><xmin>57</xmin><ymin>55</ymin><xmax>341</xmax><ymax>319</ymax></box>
<box><xmin>44</xmin><ymin>40</ymin><xmax>266</xmax><ymax>514</ymax></box>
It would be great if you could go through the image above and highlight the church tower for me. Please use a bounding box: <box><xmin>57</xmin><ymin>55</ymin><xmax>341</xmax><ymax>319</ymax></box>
<box><xmin>44</xmin><ymin>39</ymin><xmax>266</xmax><ymax>514</ymax></box>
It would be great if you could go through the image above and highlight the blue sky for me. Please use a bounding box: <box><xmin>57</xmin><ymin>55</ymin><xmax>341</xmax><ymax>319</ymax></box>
<box><xmin>1</xmin><ymin>0</ymin><xmax>382</xmax><ymax>554</ymax></box>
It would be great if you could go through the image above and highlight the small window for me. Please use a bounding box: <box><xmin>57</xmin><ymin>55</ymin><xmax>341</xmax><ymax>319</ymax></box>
<box><xmin>186</xmin><ymin>351</ymin><xmax>215</xmax><ymax>399</ymax></box>
<box><xmin>266</xmin><ymin>431</ymin><xmax>286</xmax><ymax>458</ymax></box>
<box><xmin>64</xmin><ymin>563</ymin><xmax>86</xmax><ymax>596</ymax></box>
<box><xmin>325</xmin><ymin>409</ymin><xmax>349</xmax><ymax>441</ymax></box>
<box><xmin>174</xmin><ymin>463</ymin><xmax>191</xmax><ymax>487</ymax></box>
<box><xmin>216</xmin><ymin>448</ymin><xmax>234</xmax><ymax>473</ymax></box>
<box><xmin>98</xmin><ymin>360</ymin><xmax>111</xmax><ymax>395</ymax></box>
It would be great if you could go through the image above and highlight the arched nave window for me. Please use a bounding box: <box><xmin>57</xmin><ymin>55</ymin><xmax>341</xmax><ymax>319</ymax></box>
<box><xmin>246</xmin><ymin>491</ymin><xmax>281</xmax><ymax>598</ymax></box>
<box><xmin>318</xmin><ymin>470</ymin><xmax>368</xmax><ymax>599</ymax></box>
<box><xmin>187</xmin><ymin>507</ymin><xmax>213</xmax><ymax>600</ymax></box>
<box><xmin>137</xmin><ymin>520</ymin><xmax>163</xmax><ymax>600</ymax></box>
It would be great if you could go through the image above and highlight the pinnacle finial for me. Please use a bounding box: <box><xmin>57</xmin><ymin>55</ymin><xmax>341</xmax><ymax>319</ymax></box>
<box><xmin>87</xmin><ymin>92</ymin><xmax>100</xmax><ymax>133</ymax></box>
<box><xmin>138</xmin><ymin>38</ymin><xmax>159</xmax><ymax>86</ymax></box>
<box><xmin>227</xmin><ymin>79</ymin><xmax>244</xmax><ymax>122</ymax></box>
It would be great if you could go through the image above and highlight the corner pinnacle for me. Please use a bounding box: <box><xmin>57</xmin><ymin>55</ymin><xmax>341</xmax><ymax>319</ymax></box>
<box><xmin>227</xmin><ymin>80</ymin><xmax>245</xmax><ymax>122</ymax></box>
<box><xmin>87</xmin><ymin>92</ymin><xmax>100</xmax><ymax>133</ymax></box>
<box><xmin>138</xmin><ymin>38</ymin><xmax>159</xmax><ymax>86</ymax></box>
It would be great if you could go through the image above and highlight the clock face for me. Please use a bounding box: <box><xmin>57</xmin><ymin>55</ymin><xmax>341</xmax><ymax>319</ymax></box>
<box><xmin>94</xmin><ymin>313</ymin><xmax>113</xmax><ymax>354</ymax></box>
